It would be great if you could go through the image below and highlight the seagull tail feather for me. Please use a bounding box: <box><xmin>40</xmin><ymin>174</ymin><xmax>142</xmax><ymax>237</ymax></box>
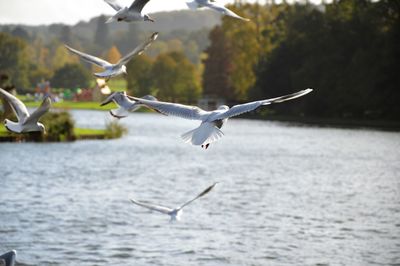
<box><xmin>181</xmin><ymin>123</ymin><xmax>224</xmax><ymax>146</ymax></box>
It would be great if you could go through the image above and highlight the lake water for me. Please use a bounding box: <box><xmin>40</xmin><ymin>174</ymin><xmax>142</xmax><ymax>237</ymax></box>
<box><xmin>1</xmin><ymin>110</ymin><xmax>400</xmax><ymax>266</ymax></box>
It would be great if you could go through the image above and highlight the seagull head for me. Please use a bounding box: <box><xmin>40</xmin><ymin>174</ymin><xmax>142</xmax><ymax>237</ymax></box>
<box><xmin>122</xmin><ymin>65</ymin><xmax>127</xmax><ymax>75</ymax></box>
<box><xmin>217</xmin><ymin>105</ymin><xmax>229</xmax><ymax>111</ymax></box>
<box><xmin>100</xmin><ymin>91</ymin><xmax>126</xmax><ymax>106</ymax></box>
<box><xmin>144</xmin><ymin>14</ymin><xmax>155</xmax><ymax>22</ymax></box>
<box><xmin>38</xmin><ymin>123</ymin><xmax>46</xmax><ymax>134</ymax></box>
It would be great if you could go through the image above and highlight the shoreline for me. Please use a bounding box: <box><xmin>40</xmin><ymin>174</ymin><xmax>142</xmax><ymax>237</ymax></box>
<box><xmin>0</xmin><ymin>126</ymin><xmax>108</xmax><ymax>143</ymax></box>
<box><xmin>244</xmin><ymin>114</ymin><xmax>400</xmax><ymax>132</ymax></box>
<box><xmin>22</xmin><ymin>102</ymin><xmax>400</xmax><ymax>132</ymax></box>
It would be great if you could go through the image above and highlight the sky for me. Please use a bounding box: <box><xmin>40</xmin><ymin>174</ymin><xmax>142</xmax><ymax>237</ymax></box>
<box><xmin>0</xmin><ymin>0</ymin><xmax>322</xmax><ymax>26</ymax></box>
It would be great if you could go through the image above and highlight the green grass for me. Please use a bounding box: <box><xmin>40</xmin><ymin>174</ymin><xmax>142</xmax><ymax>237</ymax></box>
<box><xmin>0</xmin><ymin>124</ymin><xmax>9</xmax><ymax>136</ymax></box>
<box><xmin>24</xmin><ymin>101</ymin><xmax>116</xmax><ymax>111</ymax></box>
<box><xmin>0</xmin><ymin>124</ymin><xmax>106</xmax><ymax>138</ymax></box>
<box><xmin>89</xmin><ymin>78</ymin><xmax>127</xmax><ymax>92</ymax></box>
<box><xmin>74</xmin><ymin>127</ymin><xmax>105</xmax><ymax>136</ymax></box>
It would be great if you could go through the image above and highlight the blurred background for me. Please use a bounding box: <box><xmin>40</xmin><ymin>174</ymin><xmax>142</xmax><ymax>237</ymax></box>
<box><xmin>1</xmin><ymin>1</ymin><xmax>399</xmax><ymax>265</ymax></box>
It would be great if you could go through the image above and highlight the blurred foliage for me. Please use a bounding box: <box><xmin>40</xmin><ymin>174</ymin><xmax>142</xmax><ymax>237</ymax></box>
<box><xmin>127</xmin><ymin>51</ymin><xmax>201</xmax><ymax>103</ymax></box>
<box><xmin>203</xmin><ymin>0</ymin><xmax>400</xmax><ymax>121</ymax></box>
<box><xmin>0</xmin><ymin>32</ymin><xmax>30</xmax><ymax>88</ymax></box>
<box><xmin>51</xmin><ymin>63</ymin><xmax>91</xmax><ymax>89</ymax></box>
<box><xmin>104</xmin><ymin>120</ymin><xmax>127</xmax><ymax>139</ymax></box>
<box><xmin>41</xmin><ymin>111</ymin><xmax>75</xmax><ymax>141</ymax></box>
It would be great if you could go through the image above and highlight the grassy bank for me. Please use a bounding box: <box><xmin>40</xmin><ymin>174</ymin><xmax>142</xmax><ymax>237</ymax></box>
<box><xmin>24</xmin><ymin>101</ymin><xmax>116</xmax><ymax>111</ymax></box>
<box><xmin>246</xmin><ymin>113</ymin><xmax>400</xmax><ymax>131</ymax></box>
<box><xmin>0</xmin><ymin>124</ymin><xmax>108</xmax><ymax>141</ymax></box>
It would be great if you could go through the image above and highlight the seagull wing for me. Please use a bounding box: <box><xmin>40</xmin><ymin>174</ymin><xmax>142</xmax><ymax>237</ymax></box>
<box><xmin>104</xmin><ymin>0</ymin><xmax>124</xmax><ymax>11</ymax></box>
<box><xmin>178</xmin><ymin>182</ymin><xmax>218</xmax><ymax>210</ymax></box>
<box><xmin>116</xmin><ymin>32</ymin><xmax>158</xmax><ymax>67</ymax></box>
<box><xmin>216</xmin><ymin>89</ymin><xmax>313</xmax><ymax>120</ymax></box>
<box><xmin>23</xmin><ymin>96</ymin><xmax>51</xmax><ymax>125</ymax></box>
<box><xmin>130</xmin><ymin>199</ymin><xmax>173</xmax><ymax>214</ymax></box>
<box><xmin>204</xmin><ymin>3</ymin><xmax>250</xmax><ymax>21</ymax></box>
<box><xmin>65</xmin><ymin>45</ymin><xmax>112</xmax><ymax>68</ymax></box>
<box><xmin>129</xmin><ymin>0</ymin><xmax>151</xmax><ymax>12</ymax></box>
<box><xmin>0</xmin><ymin>88</ymin><xmax>30</xmax><ymax>122</ymax></box>
<box><xmin>130</xmin><ymin>96</ymin><xmax>209</xmax><ymax>120</ymax></box>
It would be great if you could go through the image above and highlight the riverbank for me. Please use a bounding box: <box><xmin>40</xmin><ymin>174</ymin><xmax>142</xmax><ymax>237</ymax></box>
<box><xmin>249</xmin><ymin>114</ymin><xmax>400</xmax><ymax>132</ymax></box>
<box><xmin>0</xmin><ymin>124</ymin><xmax>107</xmax><ymax>142</ymax></box>
<box><xmin>24</xmin><ymin>101</ymin><xmax>116</xmax><ymax>111</ymax></box>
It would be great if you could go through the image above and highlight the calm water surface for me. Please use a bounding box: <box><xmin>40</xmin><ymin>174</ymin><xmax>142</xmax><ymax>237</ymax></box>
<box><xmin>1</xmin><ymin>110</ymin><xmax>400</xmax><ymax>266</ymax></box>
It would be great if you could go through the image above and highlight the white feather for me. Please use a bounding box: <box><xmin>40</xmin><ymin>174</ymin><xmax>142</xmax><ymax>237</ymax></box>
<box><xmin>181</xmin><ymin>122</ymin><xmax>224</xmax><ymax>146</ymax></box>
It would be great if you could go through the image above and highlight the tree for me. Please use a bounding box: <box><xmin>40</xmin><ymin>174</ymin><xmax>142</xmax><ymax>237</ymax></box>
<box><xmin>106</xmin><ymin>46</ymin><xmax>122</xmax><ymax>64</ymax></box>
<box><xmin>202</xmin><ymin>26</ymin><xmax>234</xmax><ymax>100</ymax></box>
<box><xmin>152</xmin><ymin>52</ymin><xmax>201</xmax><ymax>103</ymax></box>
<box><xmin>94</xmin><ymin>15</ymin><xmax>111</xmax><ymax>50</ymax></box>
<box><xmin>51</xmin><ymin>63</ymin><xmax>91</xmax><ymax>89</ymax></box>
<box><xmin>126</xmin><ymin>55</ymin><xmax>154</xmax><ymax>96</ymax></box>
<box><xmin>0</xmin><ymin>32</ymin><xmax>30</xmax><ymax>88</ymax></box>
<box><xmin>51</xmin><ymin>44</ymin><xmax>78</xmax><ymax>71</ymax></box>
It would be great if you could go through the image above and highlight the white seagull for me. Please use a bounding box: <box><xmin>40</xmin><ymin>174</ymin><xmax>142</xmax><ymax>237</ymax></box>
<box><xmin>131</xmin><ymin>89</ymin><xmax>313</xmax><ymax>149</ymax></box>
<box><xmin>65</xmin><ymin>32</ymin><xmax>158</xmax><ymax>81</ymax></box>
<box><xmin>104</xmin><ymin>0</ymin><xmax>155</xmax><ymax>23</ymax></box>
<box><xmin>0</xmin><ymin>88</ymin><xmax>51</xmax><ymax>134</ymax></box>
<box><xmin>100</xmin><ymin>91</ymin><xmax>157</xmax><ymax>119</ymax></box>
<box><xmin>130</xmin><ymin>182</ymin><xmax>218</xmax><ymax>221</ymax></box>
<box><xmin>187</xmin><ymin>0</ymin><xmax>250</xmax><ymax>22</ymax></box>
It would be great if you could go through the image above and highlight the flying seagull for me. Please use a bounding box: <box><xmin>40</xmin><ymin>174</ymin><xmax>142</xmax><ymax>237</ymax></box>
<box><xmin>0</xmin><ymin>250</ymin><xmax>16</xmax><ymax>266</ymax></box>
<box><xmin>131</xmin><ymin>89</ymin><xmax>313</xmax><ymax>149</ymax></box>
<box><xmin>0</xmin><ymin>88</ymin><xmax>51</xmax><ymax>134</ymax></box>
<box><xmin>104</xmin><ymin>0</ymin><xmax>155</xmax><ymax>23</ymax></box>
<box><xmin>187</xmin><ymin>0</ymin><xmax>250</xmax><ymax>22</ymax></box>
<box><xmin>65</xmin><ymin>32</ymin><xmax>158</xmax><ymax>81</ymax></box>
<box><xmin>130</xmin><ymin>182</ymin><xmax>218</xmax><ymax>221</ymax></box>
<box><xmin>100</xmin><ymin>91</ymin><xmax>157</xmax><ymax>119</ymax></box>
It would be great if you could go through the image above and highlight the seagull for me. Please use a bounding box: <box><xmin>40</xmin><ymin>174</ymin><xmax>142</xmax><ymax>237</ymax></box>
<box><xmin>65</xmin><ymin>32</ymin><xmax>158</xmax><ymax>81</ymax></box>
<box><xmin>104</xmin><ymin>0</ymin><xmax>155</xmax><ymax>23</ymax></box>
<box><xmin>131</xmin><ymin>89</ymin><xmax>313</xmax><ymax>149</ymax></box>
<box><xmin>130</xmin><ymin>182</ymin><xmax>218</xmax><ymax>221</ymax></box>
<box><xmin>100</xmin><ymin>91</ymin><xmax>157</xmax><ymax>119</ymax></box>
<box><xmin>186</xmin><ymin>0</ymin><xmax>250</xmax><ymax>22</ymax></box>
<box><xmin>0</xmin><ymin>88</ymin><xmax>51</xmax><ymax>134</ymax></box>
<box><xmin>0</xmin><ymin>250</ymin><xmax>16</xmax><ymax>266</ymax></box>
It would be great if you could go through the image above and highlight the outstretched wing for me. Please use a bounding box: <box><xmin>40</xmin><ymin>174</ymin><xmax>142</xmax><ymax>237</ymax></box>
<box><xmin>104</xmin><ymin>0</ymin><xmax>124</xmax><ymax>11</ymax></box>
<box><xmin>130</xmin><ymin>199</ymin><xmax>173</xmax><ymax>214</ymax></box>
<box><xmin>204</xmin><ymin>3</ymin><xmax>250</xmax><ymax>21</ymax></box>
<box><xmin>129</xmin><ymin>0</ymin><xmax>151</xmax><ymax>12</ymax></box>
<box><xmin>130</xmin><ymin>96</ymin><xmax>209</xmax><ymax>120</ymax></box>
<box><xmin>0</xmin><ymin>88</ymin><xmax>30</xmax><ymax>122</ymax></box>
<box><xmin>117</xmin><ymin>32</ymin><xmax>158</xmax><ymax>67</ymax></box>
<box><xmin>65</xmin><ymin>45</ymin><xmax>112</xmax><ymax>68</ymax></box>
<box><xmin>24</xmin><ymin>96</ymin><xmax>51</xmax><ymax>125</ymax></box>
<box><xmin>178</xmin><ymin>182</ymin><xmax>218</xmax><ymax>210</ymax></box>
<box><xmin>216</xmin><ymin>89</ymin><xmax>313</xmax><ymax>120</ymax></box>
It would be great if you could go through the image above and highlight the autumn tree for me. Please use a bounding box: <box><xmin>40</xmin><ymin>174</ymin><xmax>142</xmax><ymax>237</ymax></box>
<box><xmin>106</xmin><ymin>46</ymin><xmax>122</xmax><ymax>64</ymax></box>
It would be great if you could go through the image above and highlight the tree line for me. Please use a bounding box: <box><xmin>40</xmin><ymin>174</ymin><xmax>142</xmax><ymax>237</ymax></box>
<box><xmin>1</xmin><ymin>1</ymin><xmax>399</xmax><ymax>121</ymax></box>
<box><xmin>203</xmin><ymin>0</ymin><xmax>400</xmax><ymax>121</ymax></box>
